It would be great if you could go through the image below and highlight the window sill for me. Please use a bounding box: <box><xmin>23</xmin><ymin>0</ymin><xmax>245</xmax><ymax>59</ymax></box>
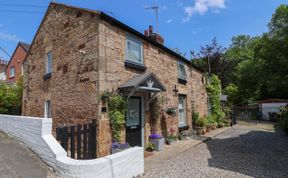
<box><xmin>178</xmin><ymin>78</ymin><xmax>187</xmax><ymax>85</ymax></box>
<box><xmin>179</xmin><ymin>125</ymin><xmax>189</xmax><ymax>132</ymax></box>
<box><xmin>125</xmin><ymin>61</ymin><xmax>146</xmax><ymax>72</ymax></box>
<box><xmin>9</xmin><ymin>76</ymin><xmax>15</xmax><ymax>79</ymax></box>
<box><xmin>43</xmin><ymin>73</ymin><xmax>51</xmax><ymax>80</ymax></box>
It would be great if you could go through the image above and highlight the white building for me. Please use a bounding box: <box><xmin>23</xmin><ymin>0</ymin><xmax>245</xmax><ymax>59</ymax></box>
<box><xmin>258</xmin><ymin>99</ymin><xmax>288</xmax><ymax>120</ymax></box>
<box><xmin>0</xmin><ymin>72</ymin><xmax>6</xmax><ymax>81</ymax></box>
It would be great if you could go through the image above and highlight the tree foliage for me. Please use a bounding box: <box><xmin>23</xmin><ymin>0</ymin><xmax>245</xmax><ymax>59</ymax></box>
<box><xmin>0</xmin><ymin>78</ymin><xmax>23</xmax><ymax>114</ymax></box>
<box><xmin>192</xmin><ymin>4</ymin><xmax>288</xmax><ymax>105</ymax></box>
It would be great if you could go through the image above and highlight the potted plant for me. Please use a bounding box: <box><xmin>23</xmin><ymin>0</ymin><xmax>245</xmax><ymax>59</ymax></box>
<box><xmin>166</xmin><ymin>128</ymin><xmax>177</xmax><ymax>145</ymax></box>
<box><xmin>165</xmin><ymin>107</ymin><xmax>177</xmax><ymax>116</ymax></box>
<box><xmin>195</xmin><ymin>117</ymin><xmax>207</xmax><ymax>135</ymax></box>
<box><xmin>149</xmin><ymin>133</ymin><xmax>165</xmax><ymax>151</ymax></box>
<box><xmin>178</xmin><ymin>130</ymin><xmax>191</xmax><ymax>140</ymax></box>
<box><xmin>206</xmin><ymin>115</ymin><xmax>215</xmax><ymax>132</ymax></box>
<box><xmin>146</xmin><ymin>142</ymin><xmax>154</xmax><ymax>152</ymax></box>
<box><xmin>111</xmin><ymin>142</ymin><xmax>130</xmax><ymax>154</ymax></box>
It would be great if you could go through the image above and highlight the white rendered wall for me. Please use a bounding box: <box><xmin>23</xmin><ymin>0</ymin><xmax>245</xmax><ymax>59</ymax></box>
<box><xmin>0</xmin><ymin>114</ymin><xmax>144</xmax><ymax>178</ymax></box>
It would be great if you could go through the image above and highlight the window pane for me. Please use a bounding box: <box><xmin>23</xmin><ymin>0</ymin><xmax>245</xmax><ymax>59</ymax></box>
<box><xmin>178</xmin><ymin>95</ymin><xmax>187</xmax><ymax>126</ymax></box>
<box><xmin>46</xmin><ymin>52</ymin><xmax>52</xmax><ymax>74</ymax></box>
<box><xmin>10</xmin><ymin>67</ymin><xmax>15</xmax><ymax>77</ymax></box>
<box><xmin>126</xmin><ymin>37</ymin><xmax>142</xmax><ymax>64</ymax></box>
<box><xmin>177</xmin><ymin>62</ymin><xmax>187</xmax><ymax>79</ymax></box>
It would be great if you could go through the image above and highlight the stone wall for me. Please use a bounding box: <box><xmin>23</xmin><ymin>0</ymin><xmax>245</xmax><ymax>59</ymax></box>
<box><xmin>23</xmin><ymin>2</ymin><xmax>208</xmax><ymax>157</ymax></box>
<box><xmin>22</xmin><ymin>4</ymin><xmax>100</xmax><ymax>130</ymax></box>
<box><xmin>0</xmin><ymin>114</ymin><xmax>144</xmax><ymax>178</ymax></box>
<box><xmin>98</xmin><ymin>19</ymin><xmax>208</xmax><ymax>147</ymax></box>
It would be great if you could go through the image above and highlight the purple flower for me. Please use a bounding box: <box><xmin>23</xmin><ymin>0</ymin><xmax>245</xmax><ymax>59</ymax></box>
<box><xmin>111</xmin><ymin>142</ymin><xmax>130</xmax><ymax>149</ymax></box>
<box><xmin>149</xmin><ymin>133</ymin><xmax>163</xmax><ymax>139</ymax></box>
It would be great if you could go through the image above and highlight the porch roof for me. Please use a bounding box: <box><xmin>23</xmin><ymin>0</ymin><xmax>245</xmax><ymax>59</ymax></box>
<box><xmin>119</xmin><ymin>72</ymin><xmax>166</xmax><ymax>92</ymax></box>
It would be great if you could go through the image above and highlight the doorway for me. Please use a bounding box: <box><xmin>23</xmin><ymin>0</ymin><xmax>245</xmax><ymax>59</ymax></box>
<box><xmin>126</xmin><ymin>97</ymin><xmax>142</xmax><ymax>147</ymax></box>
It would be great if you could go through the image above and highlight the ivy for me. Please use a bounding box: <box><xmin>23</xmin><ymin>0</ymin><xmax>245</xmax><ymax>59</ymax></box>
<box><xmin>105</xmin><ymin>91</ymin><xmax>127</xmax><ymax>142</ymax></box>
<box><xmin>206</xmin><ymin>74</ymin><xmax>225</xmax><ymax>124</ymax></box>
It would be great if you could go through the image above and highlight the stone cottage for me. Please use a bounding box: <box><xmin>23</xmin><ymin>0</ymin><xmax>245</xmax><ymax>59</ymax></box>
<box><xmin>22</xmin><ymin>2</ymin><xmax>208</xmax><ymax>157</ymax></box>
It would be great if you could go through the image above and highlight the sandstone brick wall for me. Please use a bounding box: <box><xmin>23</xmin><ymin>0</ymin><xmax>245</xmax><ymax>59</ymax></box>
<box><xmin>22</xmin><ymin>4</ymin><xmax>100</xmax><ymax>129</ymax></box>
<box><xmin>98</xmin><ymin>19</ymin><xmax>208</xmax><ymax>148</ymax></box>
<box><xmin>23</xmin><ymin>3</ymin><xmax>208</xmax><ymax>157</ymax></box>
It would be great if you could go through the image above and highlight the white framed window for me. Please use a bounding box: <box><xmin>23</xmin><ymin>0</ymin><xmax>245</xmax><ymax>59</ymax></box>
<box><xmin>44</xmin><ymin>100</ymin><xmax>51</xmax><ymax>118</ymax></box>
<box><xmin>126</xmin><ymin>35</ymin><xmax>143</xmax><ymax>65</ymax></box>
<box><xmin>46</xmin><ymin>52</ymin><xmax>52</xmax><ymax>74</ymax></box>
<box><xmin>178</xmin><ymin>95</ymin><xmax>187</xmax><ymax>127</ymax></box>
<box><xmin>177</xmin><ymin>61</ymin><xmax>187</xmax><ymax>80</ymax></box>
<box><xmin>10</xmin><ymin>66</ymin><xmax>15</xmax><ymax>78</ymax></box>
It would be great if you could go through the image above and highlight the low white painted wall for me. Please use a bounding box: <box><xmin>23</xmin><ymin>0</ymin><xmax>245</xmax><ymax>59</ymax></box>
<box><xmin>0</xmin><ymin>115</ymin><xmax>144</xmax><ymax>178</ymax></box>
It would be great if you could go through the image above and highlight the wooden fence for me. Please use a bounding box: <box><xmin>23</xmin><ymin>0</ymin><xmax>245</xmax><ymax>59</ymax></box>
<box><xmin>56</xmin><ymin>120</ymin><xmax>97</xmax><ymax>159</ymax></box>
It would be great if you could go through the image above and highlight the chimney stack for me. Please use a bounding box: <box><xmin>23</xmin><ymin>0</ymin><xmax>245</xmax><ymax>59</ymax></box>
<box><xmin>144</xmin><ymin>25</ymin><xmax>164</xmax><ymax>45</ymax></box>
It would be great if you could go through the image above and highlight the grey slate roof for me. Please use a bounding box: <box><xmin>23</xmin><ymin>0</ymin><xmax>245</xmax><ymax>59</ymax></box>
<box><xmin>119</xmin><ymin>72</ymin><xmax>166</xmax><ymax>91</ymax></box>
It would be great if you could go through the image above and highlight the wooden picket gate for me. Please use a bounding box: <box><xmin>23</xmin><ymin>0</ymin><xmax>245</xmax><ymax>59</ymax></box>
<box><xmin>56</xmin><ymin>120</ymin><xmax>97</xmax><ymax>159</ymax></box>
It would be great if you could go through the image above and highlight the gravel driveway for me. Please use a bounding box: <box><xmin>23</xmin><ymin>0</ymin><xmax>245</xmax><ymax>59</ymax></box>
<box><xmin>143</xmin><ymin>121</ymin><xmax>288</xmax><ymax>178</ymax></box>
<box><xmin>0</xmin><ymin>132</ymin><xmax>55</xmax><ymax>178</ymax></box>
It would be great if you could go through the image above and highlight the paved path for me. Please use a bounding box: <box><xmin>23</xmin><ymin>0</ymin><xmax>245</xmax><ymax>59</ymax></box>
<box><xmin>143</xmin><ymin>121</ymin><xmax>288</xmax><ymax>178</ymax></box>
<box><xmin>0</xmin><ymin>132</ymin><xmax>55</xmax><ymax>178</ymax></box>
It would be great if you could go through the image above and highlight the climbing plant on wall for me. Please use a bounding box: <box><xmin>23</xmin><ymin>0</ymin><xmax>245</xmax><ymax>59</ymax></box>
<box><xmin>206</xmin><ymin>74</ymin><xmax>225</xmax><ymax>123</ymax></box>
<box><xmin>105</xmin><ymin>91</ymin><xmax>127</xmax><ymax>142</ymax></box>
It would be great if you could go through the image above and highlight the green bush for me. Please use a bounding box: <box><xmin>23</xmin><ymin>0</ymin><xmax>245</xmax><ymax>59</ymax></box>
<box><xmin>278</xmin><ymin>107</ymin><xmax>288</xmax><ymax>135</ymax></box>
<box><xmin>193</xmin><ymin>111</ymin><xmax>200</xmax><ymax>122</ymax></box>
<box><xmin>196</xmin><ymin>117</ymin><xmax>207</xmax><ymax>127</ymax></box>
<box><xmin>206</xmin><ymin>115</ymin><xmax>217</xmax><ymax>125</ymax></box>
<box><xmin>0</xmin><ymin>79</ymin><xmax>23</xmax><ymax>115</ymax></box>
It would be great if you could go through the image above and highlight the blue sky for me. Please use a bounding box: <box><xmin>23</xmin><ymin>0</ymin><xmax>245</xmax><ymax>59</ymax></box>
<box><xmin>0</xmin><ymin>0</ymin><xmax>287</xmax><ymax>60</ymax></box>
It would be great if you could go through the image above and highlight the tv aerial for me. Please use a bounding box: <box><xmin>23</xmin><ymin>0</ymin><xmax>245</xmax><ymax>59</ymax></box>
<box><xmin>145</xmin><ymin>6</ymin><xmax>159</xmax><ymax>33</ymax></box>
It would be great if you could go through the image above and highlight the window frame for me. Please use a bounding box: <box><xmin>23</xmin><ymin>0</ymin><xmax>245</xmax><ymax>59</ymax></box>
<box><xmin>178</xmin><ymin>95</ymin><xmax>188</xmax><ymax>127</ymax></box>
<box><xmin>177</xmin><ymin>61</ymin><xmax>187</xmax><ymax>81</ymax></box>
<box><xmin>44</xmin><ymin>100</ymin><xmax>51</xmax><ymax>118</ymax></box>
<box><xmin>10</xmin><ymin>66</ymin><xmax>15</xmax><ymax>78</ymax></box>
<box><xmin>125</xmin><ymin>35</ymin><xmax>144</xmax><ymax>66</ymax></box>
<box><xmin>46</xmin><ymin>52</ymin><xmax>52</xmax><ymax>74</ymax></box>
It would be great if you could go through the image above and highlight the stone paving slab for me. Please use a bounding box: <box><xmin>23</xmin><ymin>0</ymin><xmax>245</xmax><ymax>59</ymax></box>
<box><xmin>0</xmin><ymin>132</ymin><xmax>56</xmax><ymax>178</ymax></box>
<box><xmin>144</xmin><ymin>127</ymin><xmax>231</xmax><ymax>171</ymax></box>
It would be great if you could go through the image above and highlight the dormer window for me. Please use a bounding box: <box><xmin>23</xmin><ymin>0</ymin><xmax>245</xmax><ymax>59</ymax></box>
<box><xmin>126</xmin><ymin>35</ymin><xmax>143</xmax><ymax>65</ymax></box>
<box><xmin>177</xmin><ymin>61</ymin><xmax>187</xmax><ymax>84</ymax></box>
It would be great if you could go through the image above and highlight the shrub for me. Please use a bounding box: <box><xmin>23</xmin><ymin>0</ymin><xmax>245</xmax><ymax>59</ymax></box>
<box><xmin>193</xmin><ymin>111</ymin><xmax>200</xmax><ymax>122</ymax></box>
<box><xmin>0</xmin><ymin>79</ymin><xmax>23</xmax><ymax>115</ymax></box>
<box><xmin>196</xmin><ymin>117</ymin><xmax>207</xmax><ymax>127</ymax></box>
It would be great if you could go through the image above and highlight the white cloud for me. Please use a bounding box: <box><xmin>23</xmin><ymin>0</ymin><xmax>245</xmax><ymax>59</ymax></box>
<box><xmin>0</xmin><ymin>32</ymin><xmax>21</xmax><ymax>42</ymax></box>
<box><xmin>166</xmin><ymin>19</ymin><xmax>173</xmax><ymax>23</ymax></box>
<box><xmin>183</xmin><ymin>0</ymin><xmax>226</xmax><ymax>22</ymax></box>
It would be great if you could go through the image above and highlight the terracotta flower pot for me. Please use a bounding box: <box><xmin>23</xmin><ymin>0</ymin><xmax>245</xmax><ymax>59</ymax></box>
<box><xmin>196</xmin><ymin>127</ymin><xmax>204</xmax><ymax>135</ymax></box>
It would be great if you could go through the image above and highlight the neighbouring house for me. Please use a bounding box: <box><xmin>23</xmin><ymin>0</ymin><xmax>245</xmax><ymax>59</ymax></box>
<box><xmin>0</xmin><ymin>59</ymin><xmax>8</xmax><ymax>81</ymax></box>
<box><xmin>22</xmin><ymin>2</ymin><xmax>208</xmax><ymax>157</ymax></box>
<box><xmin>5</xmin><ymin>42</ymin><xmax>30</xmax><ymax>83</ymax></box>
<box><xmin>258</xmin><ymin>99</ymin><xmax>288</xmax><ymax>120</ymax></box>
